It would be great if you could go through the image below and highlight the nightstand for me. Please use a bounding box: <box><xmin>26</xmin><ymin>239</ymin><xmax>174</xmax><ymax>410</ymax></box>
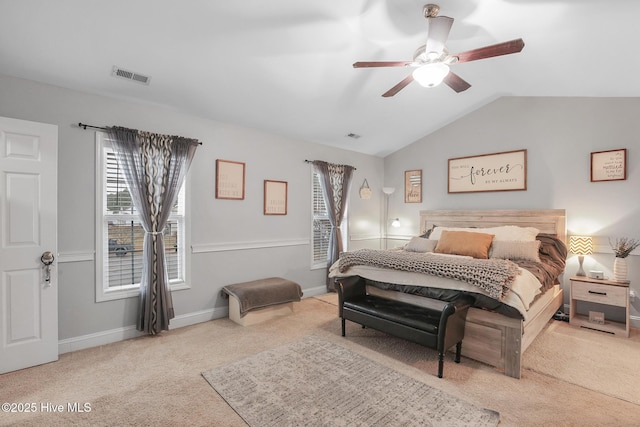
<box><xmin>569</xmin><ymin>276</ymin><xmax>630</xmax><ymax>337</ymax></box>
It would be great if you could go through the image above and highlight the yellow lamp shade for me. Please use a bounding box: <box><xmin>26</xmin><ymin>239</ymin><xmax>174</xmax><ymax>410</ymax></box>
<box><xmin>569</xmin><ymin>236</ymin><xmax>593</xmax><ymax>255</ymax></box>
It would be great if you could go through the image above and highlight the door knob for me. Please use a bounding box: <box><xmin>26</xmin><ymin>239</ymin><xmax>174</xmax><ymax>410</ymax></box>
<box><xmin>41</xmin><ymin>251</ymin><xmax>54</xmax><ymax>284</ymax></box>
<box><xmin>41</xmin><ymin>251</ymin><xmax>54</xmax><ymax>265</ymax></box>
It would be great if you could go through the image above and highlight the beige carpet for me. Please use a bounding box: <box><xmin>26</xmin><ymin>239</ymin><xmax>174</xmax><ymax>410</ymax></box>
<box><xmin>0</xmin><ymin>295</ymin><xmax>639</xmax><ymax>426</ymax></box>
<box><xmin>203</xmin><ymin>335</ymin><xmax>500</xmax><ymax>427</ymax></box>
<box><xmin>522</xmin><ymin>320</ymin><xmax>640</xmax><ymax>405</ymax></box>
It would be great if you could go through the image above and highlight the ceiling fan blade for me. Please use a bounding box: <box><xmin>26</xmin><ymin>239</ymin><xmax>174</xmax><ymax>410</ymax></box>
<box><xmin>382</xmin><ymin>75</ymin><xmax>414</xmax><ymax>97</ymax></box>
<box><xmin>353</xmin><ymin>61</ymin><xmax>412</xmax><ymax>68</ymax></box>
<box><xmin>453</xmin><ymin>38</ymin><xmax>525</xmax><ymax>64</ymax></box>
<box><xmin>425</xmin><ymin>16</ymin><xmax>454</xmax><ymax>55</ymax></box>
<box><xmin>443</xmin><ymin>72</ymin><xmax>471</xmax><ymax>93</ymax></box>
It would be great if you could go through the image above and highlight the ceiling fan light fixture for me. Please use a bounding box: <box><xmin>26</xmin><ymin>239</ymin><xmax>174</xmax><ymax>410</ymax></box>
<box><xmin>412</xmin><ymin>63</ymin><xmax>449</xmax><ymax>88</ymax></box>
<box><xmin>353</xmin><ymin>4</ymin><xmax>523</xmax><ymax>97</ymax></box>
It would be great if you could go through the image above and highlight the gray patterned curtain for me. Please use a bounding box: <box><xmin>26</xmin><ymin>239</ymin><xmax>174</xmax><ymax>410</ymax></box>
<box><xmin>107</xmin><ymin>126</ymin><xmax>199</xmax><ymax>334</ymax></box>
<box><xmin>312</xmin><ymin>161</ymin><xmax>355</xmax><ymax>290</ymax></box>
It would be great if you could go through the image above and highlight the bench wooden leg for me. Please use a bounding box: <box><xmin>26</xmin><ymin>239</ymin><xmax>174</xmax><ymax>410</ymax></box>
<box><xmin>455</xmin><ymin>341</ymin><xmax>462</xmax><ymax>363</ymax></box>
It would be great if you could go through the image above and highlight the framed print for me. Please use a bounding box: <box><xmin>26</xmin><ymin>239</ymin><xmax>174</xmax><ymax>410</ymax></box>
<box><xmin>448</xmin><ymin>149</ymin><xmax>527</xmax><ymax>194</ymax></box>
<box><xmin>216</xmin><ymin>159</ymin><xmax>245</xmax><ymax>200</ymax></box>
<box><xmin>404</xmin><ymin>170</ymin><xmax>422</xmax><ymax>203</ymax></box>
<box><xmin>264</xmin><ymin>180</ymin><xmax>288</xmax><ymax>215</ymax></box>
<box><xmin>591</xmin><ymin>148</ymin><xmax>626</xmax><ymax>182</ymax></box>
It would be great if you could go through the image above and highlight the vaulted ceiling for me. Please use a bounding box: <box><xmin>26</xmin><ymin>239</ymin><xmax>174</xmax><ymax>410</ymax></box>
<box><xmin>1</xmin><ymin>0</ymin><xmax>638</xmax><ymax>157</ymax></box>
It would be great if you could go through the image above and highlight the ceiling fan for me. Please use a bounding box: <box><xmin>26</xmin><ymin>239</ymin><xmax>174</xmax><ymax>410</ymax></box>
<box><xmin>353</xmin><ymin>4</ymin><xmax>525</xmax><ymax>97</ymax></box>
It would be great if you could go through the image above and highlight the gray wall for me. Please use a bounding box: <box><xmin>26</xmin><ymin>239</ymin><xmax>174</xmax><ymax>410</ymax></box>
<box><xmin>384</xmin><ymin>97</ymin><xmax>640</xmax><ymax>325</ymax></box>
<box><xmin>3</xmin><ymin>73</ymin><xmax>638</xmax><ymax>342</ymax></box>
<box><xmin>0</xmin><ymin>74</ymin><xmax>384</xmax><ymax>342</ymax></box>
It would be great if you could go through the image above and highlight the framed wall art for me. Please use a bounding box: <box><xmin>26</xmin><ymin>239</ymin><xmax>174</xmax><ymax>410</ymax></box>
<box><xmin>404</xmin><ymin>170</ymin><xmax>422</xmax><ymax>203</ymax></box>
<box><xmin>216</xmin><ymin>159</ymin><xmax>245</xmax><ymax>200</ymax></box>
<box><xmin>264</xmin><ymin>180</ymin><xmax>288</xmax><ymax>215</ymax></box>
<box><xmin>448</xmin><ymin>149</ymin><xmax>527</xmax><ymax>194</ymax></box>
<box><xmin>591</xmin><ymin>148</ymin><xmax>626</xmax><ymax>182</ymax></box>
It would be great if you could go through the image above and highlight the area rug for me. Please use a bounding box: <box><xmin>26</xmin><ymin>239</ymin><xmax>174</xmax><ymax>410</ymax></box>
<box><xmin>202</xmin><ymin>335</ymin><xmax>499</xmax><ymax>427</ymax></box>
<box><xmin>522</xmin><ymin>321</ymin><xmax>640</xmax><ymax>405</ymax></box>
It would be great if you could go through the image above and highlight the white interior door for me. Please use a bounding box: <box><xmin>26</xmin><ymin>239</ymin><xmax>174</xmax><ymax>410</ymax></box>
<box><xmin>0</xmin><ymin>116</ymin><xmax>58</xmax><ymax>374</ymax></box>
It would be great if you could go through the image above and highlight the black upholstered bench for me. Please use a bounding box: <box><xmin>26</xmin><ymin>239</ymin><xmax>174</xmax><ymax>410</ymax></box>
<box><xmin>336</xmin><ymin>276</ymin><xmax>472</xmax><ymax>378</ymax></box>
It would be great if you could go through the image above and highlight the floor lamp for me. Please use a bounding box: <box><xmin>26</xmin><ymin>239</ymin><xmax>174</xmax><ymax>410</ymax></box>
<box><xmin>382</xmin><ymin>187</ymin><xmax>395</xmax><ymax>249</ymax></box>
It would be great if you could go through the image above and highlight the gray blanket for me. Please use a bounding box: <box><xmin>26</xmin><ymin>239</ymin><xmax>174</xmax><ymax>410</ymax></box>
<box><xmin>222</xmin><ymin>277</ymin><xmax>303</xmax><ymax>317</ymax></box>
<box><xmin>338</xmin><ymin>249</ymin><xmax>520</xmax><ymax>300</ymax></box>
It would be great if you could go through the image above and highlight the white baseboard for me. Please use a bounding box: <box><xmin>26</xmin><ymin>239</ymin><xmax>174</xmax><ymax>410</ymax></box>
<box><xmin>58</xmin><ymin>325</ymin><xmax>143</xmax><ymax>355</ymax></box>
<box><xmin>58</xmin><ymin>289</ymin><xmax>327</xmax><ymax>355</ymax></box>
<box><xmin>58</xmin><ymin>306</ymin><xmax>229</xmax><ymax>354</ymax></box>
<box><xmin>300</xmin><ymin>285</ymin><xmax>329</xmax><ymax>298</ymax></box>
<box><xmin>169</xmin><ymin>306</ymin><xmax>228</xmax><ymax>329</ymax></box>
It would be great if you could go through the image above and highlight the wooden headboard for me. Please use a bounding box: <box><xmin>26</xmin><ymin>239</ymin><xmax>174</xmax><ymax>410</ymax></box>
<box><xmin>419</xmin><ymin>209</ymin><xmax>567</xmax><ymax>244</ymax></box>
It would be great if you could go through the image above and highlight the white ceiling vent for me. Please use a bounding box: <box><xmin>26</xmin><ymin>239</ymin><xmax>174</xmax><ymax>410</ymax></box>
<box><xmin>111</xmin><ymin>66</ymin><xmax>151</xmax><ymax>85</ymax></box>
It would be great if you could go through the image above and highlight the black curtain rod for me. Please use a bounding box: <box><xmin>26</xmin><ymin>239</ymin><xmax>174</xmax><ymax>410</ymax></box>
<box><xmin>78</xmin><ymin>122</ymin><xmax>106</xmax><ymax>130</ymax></box>
<box><xmin>304</xmin><ymin>159</ymin><xmax>356</xmax><ymax>170</ymax></box>
<box><xmin>78</xmin><ymin>122</ymin><xmax>203</xmax><ymax>145</ymax></box>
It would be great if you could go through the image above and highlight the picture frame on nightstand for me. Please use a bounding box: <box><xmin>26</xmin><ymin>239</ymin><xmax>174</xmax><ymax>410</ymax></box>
<box><xmin>588</xmin><ymin>311</ymin><xmax>605</xmax><ymax>325</ymax></box>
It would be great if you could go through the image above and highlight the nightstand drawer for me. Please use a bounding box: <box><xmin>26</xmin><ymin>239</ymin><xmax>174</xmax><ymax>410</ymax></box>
<box><xmin>571</xmin><ymin>281</ymin><xmax>627</xmax><ymax>307</ymax></box>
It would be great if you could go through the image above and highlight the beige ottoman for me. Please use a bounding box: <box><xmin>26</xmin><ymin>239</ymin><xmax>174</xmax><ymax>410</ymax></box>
<box><xmin>222</xmin><ymin>277</ymin><xmax>303</xmax><ymax>326</ymax></box>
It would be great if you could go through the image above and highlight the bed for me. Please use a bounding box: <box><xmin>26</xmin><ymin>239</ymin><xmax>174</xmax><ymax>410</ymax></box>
<box><xmin>330</xmin><ymin>209</ymin><xmax>567</xmax><ymax>378</ymax></box>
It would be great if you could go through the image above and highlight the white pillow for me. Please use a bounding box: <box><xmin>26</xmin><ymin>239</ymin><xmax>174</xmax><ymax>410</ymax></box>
<box><xmin>431</xmin><ymin>252</ymin><xmax>473</xmax><ymax>260</ymax></box>
<box><xmin>404</xmin><ymin>237</ymin><xmax>437</xmax><ymax>253</ymax></box>
<box><xmin>429</xmin><ymin>225</ymin><xmax>539</xmax><ymax>242</ymax></box>
<box><xmin>485</xmin><ymin>226</ymin><xmax>540</xmax><ymax>241</ymax></box>
<box><xmin>490</xmin><ymin>240</ymin><xmax>541</xmax><ymax>262</ymax></box>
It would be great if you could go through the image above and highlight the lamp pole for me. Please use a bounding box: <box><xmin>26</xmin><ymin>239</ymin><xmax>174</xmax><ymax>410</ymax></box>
<box><xmin>382</xmin><ymin>187</ymin><xmax>395</xmax><ymax>249</ymax></box>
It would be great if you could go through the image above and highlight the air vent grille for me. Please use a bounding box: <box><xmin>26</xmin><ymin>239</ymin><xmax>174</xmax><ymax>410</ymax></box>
<box><xmin>111</xmin><ymin>66</ymin><xmax>151</xmax><ymax>85</ymax></box>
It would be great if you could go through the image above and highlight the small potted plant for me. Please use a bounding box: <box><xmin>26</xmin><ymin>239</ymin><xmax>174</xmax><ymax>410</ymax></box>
<box><xmin>609</xmin><ymin>237</ymin><xmax>640</xmax><ymax>282</ymax></box>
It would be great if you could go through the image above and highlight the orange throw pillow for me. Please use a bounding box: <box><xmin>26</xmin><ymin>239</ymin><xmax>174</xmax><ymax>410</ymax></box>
<box><xmin>434</xmin><ymin>230</ymin><xmax>495</xmax><ymax>259</ymax></box>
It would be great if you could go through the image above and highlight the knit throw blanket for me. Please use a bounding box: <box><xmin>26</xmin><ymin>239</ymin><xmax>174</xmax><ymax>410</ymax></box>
<box><xmin>338</xmin><ymin>249</ymin><xmax>521</xmax><ymax>300</ymax></box>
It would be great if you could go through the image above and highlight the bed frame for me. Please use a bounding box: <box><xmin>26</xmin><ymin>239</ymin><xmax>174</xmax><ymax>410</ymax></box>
<box><xmin>368</xmin><ymin>209</ymin><xmax>566</xmax><ymax>379</ymax></box>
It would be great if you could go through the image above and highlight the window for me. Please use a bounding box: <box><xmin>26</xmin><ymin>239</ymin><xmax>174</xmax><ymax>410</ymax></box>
<box><xmin>95</xmin><ymin>132</ymin><xmax>189</xmax><ymax>302</ymax></box>
<box><xmin>311</xmin><ymin>172</ymin><xmax>347</xmax><ymax>268</ymax></box>
<box><xmin>312</xmin><ymin>172</ymin><xmax>331</xmax><ymax>268</ymax></box>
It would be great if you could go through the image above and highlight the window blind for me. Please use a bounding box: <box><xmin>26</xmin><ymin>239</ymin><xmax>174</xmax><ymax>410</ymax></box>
<box><xmin>312</xmin><ymin>173</ymin><xmax>330</xmax><ymax>263</ymax></box>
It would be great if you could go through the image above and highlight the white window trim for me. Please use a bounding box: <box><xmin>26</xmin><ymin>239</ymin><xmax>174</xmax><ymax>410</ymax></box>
<box><xmin>95</xmin><ymin>132</ymin><xmax>191</xmax><ymax>302</ymax></box>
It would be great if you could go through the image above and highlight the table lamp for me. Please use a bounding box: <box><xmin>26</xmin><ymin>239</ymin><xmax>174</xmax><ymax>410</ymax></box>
<box><xmin>569</xmin><ymin>236</ymin><xmax>593</xmax><ymax>276</ymax></box>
